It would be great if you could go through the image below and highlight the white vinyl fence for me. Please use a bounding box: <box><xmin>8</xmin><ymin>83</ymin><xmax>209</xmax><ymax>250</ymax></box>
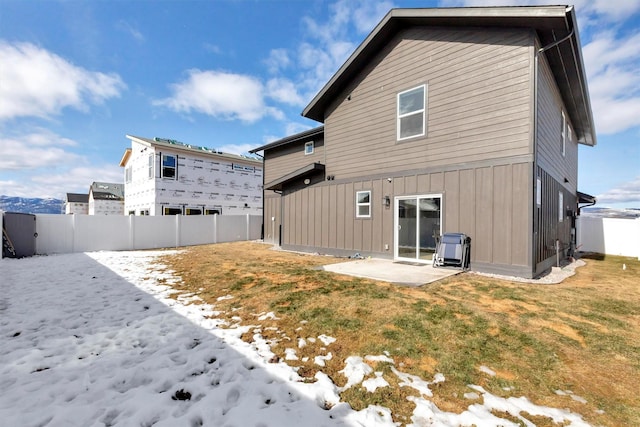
<box><xmin>576</xmin><ymin>216</ymin><xmax>640</xmax><ymax>260</ymax></box>
<box><xmin>34</xmin><ymin>214</ymin><xmax>262</xmax><ymax>255</ymax></box>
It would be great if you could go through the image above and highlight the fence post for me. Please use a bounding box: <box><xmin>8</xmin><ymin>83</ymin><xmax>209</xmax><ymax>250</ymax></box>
<box><xmin>129</xmin><ymin>214</ymin><xmax>134</xmax><ymax>250</ymax></box>
<box><xmin>212</xmin><ymin>214</ymin><xmax>217</xmax><ymax>244</ymax></box>
<box><xmin>71</xmin><ymin>214</ymin><xmax>76</xmax><ymax>253</ymax></box>
<box><xmin>175</xmin><ymin>214</ymin><xmax>180</xmax><ymax>248</ymax></box>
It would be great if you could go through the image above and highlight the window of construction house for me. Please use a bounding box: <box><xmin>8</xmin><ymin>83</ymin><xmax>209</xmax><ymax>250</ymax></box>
<box><xmin>162</xmin><ymin>154</ymin><xmax>176</xmax><ymax>179</ymax></box>
<box><xmin>164</xmin><ymin>207</ymin><xmax>182</xmax><ymax>215</ymax></box>
<box><xmin>356</xmin><ymin>190</ymin><xmax>371</xmax><ymax>218</ymax></box>
<box><xmin>397</xmin><ymin>84</ymin><xmax>426</xmax><ymax>140</ymax></box>
<box><xmin>205</xmin><ymin>209</ymin><xmax>221</xmax><ymax>215</ymax></box>
<box><xmin>304</xmin><ymin>141</ymin><xmax>314</xmax><ymax>155</ymax></box>
<box><xmin>558</xmin><ymin>191</ymin><xmax>564</xmax><ymax>222</ymax></box>
<box><xmin>186</xmin><ymin>208</ymin><xmax>202</xmax><ymax>215</ymax></box>
<box><xmin>561</xmin><ymin>111</ymin><xmax>566</xmax><ymax>156</ymax></box>
<box><xmin>125</xmin><ymin>166</ymin><xmax>132</xmax><ymax>184</ymax></box>
<box><xmin>148</xmin><ymin>154</ymin><xmax>154</xmax><ymax>179</ymax></box>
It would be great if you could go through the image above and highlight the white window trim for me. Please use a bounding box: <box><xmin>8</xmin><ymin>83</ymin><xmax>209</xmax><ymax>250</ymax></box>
<box><xmin>304</xmin><ymin>141</ymin><xmax>314</xmax><ymax>155</ymax></box>
<box><xmin>161</xmin><ymin>154</ymin><xmax>177</xmax><ymax>179</ymax></box>
<box><xmin>304</xmin><ymin>141</ymin><xmax>315</xmax><ymax>156</ymax></box>
<box><xmin>561</xmin><ymin>111</ymin><xmax>566</xmax><ymax>157</ymax></box>
<box><xmin>356</xmin><ymin>190</ymin><xmax>371</xmax><ymax>218</ymax></box>
<box><xmin>148</xmin><ymin>154</ymin><xmax>154</xmax><ymax>179</ymax></box>
<box><xmin>397</xmin><ymin>84</ymin><xmax>427</xmax><ymax>141</ymax></box>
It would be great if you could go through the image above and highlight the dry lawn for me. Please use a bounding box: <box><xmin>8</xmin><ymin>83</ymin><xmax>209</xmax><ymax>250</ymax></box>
<box><xmin>161</xmin><ymin>241</ymin><xmax>640</xmax><ymax>426</ymax></box>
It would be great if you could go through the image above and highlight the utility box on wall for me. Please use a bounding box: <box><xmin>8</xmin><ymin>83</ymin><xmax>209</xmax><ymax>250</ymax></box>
<box><xmin>2</xmin><ymin>212</ymin><xmax>37</xmax><ymax>258</ymax></box>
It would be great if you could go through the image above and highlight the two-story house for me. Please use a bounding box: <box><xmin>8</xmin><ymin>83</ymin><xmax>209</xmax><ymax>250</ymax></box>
<box><xmin>65</xmin><ymin>193</ymin><xmax>89</xmax><ymax>214</ymax></box>
<box><xmin>89</xmin><ymin>182</ymin><xmax>125</xmax><ymax>215</ymax></box>
<box><xmin>120</xmin><ymin>135</ymin><xmax>263</xmax><ymax>216</ymax></box>
<box><xmin>251</xmin><ymin>6</ymin><xmax>597</xmax><ymax>278</ymax></box>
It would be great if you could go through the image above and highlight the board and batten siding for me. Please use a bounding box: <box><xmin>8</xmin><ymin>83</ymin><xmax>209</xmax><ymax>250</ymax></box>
<box><xmin>263</xmin><ymin>137</ymin><xmax>324</xmax><ymax>185</ymax></box>
<box><xmin>281</xmin><ymin>162</ymin><xmax>532</xmax><ymax>276</ymax></box>
<box><xmin>536</xmin><ymin>49</ymin><xmax>578</xmax><ymax>193</ymax></box>
<box><xmin>323</xmin><ymin>27</ymin><xmax>535</xmax><ymax>180</ymax></box>
<box><xmin>263</xmin><ymin>193</ymin><xmax>281</xmax><ymax>244</ymax></box>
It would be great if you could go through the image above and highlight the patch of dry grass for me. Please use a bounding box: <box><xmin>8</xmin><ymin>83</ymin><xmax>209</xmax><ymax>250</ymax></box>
<box><xmin>162</xmin><ymin>242</ymin><xmax>640</xmax><ymax>426</ymax></box>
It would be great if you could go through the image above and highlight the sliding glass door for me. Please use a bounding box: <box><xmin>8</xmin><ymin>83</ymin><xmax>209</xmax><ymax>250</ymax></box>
<box><xmin>394</xmin><ymin>195</ymin><xmax>442</xmax><ymax>263</ymax></box>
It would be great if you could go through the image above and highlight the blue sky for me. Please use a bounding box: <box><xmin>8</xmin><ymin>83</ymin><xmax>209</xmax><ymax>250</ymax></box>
<box><xmin>1</xmin><ymin>0</ymin><xmax>638</xmax><ymax>208</ymax></box>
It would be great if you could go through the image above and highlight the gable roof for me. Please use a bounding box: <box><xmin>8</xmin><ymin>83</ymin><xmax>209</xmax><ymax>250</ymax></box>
<box><xmin>249</xmin><ymin>126</ymin><xmax>324</xmax><ymax>154</ymax></box>
<box><xmin>302</xmin><ymin>5</ymin><xmax>596</xmax><ymax>147</ymax></box>
<box><xmin>126</xmin><ymin>135</ymin><xmax>262</xmax><ymax>165</ymax></box>
<box><xmin>89</xmin><ymin>182</ymin><xmax>124</xmax><ymax>201</ymax></box>
<box><xmin>66</xmin><ymin>193</ymin><xmax>89</xmax><ymax>203</ymax></box>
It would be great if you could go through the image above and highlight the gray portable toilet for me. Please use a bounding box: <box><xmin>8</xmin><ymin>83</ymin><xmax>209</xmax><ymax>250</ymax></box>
<box><xmin>2</xmin><ymin>212</ymin><xmax>37</xmax><ymax>258</ymax></box>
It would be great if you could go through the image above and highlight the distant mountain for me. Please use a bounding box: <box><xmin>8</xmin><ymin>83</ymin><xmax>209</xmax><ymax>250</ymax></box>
<box><xmin>0</xmin><ymin>195</ymin><xmax>64</xmax><ymax>214</ymax></box>
<box><xmin>581</xmin><ymin>207</ymin><xmax>640</xmax><ymax>219</ymax></box>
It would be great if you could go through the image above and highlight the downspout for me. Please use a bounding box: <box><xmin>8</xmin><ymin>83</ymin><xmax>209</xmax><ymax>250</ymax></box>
<box><xmin>532</xmin><ymin>20</ymin><xmax>575</xmax><ymax>275</ymax></box>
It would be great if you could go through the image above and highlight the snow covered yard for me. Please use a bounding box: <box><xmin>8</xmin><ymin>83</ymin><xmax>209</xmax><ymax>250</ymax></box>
<box><xmin>0</xmin><ymin>250</ymin><xmax>593</xmax><ymax>426</ymax></box>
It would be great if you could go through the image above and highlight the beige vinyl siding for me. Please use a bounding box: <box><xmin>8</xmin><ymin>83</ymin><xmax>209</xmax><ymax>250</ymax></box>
<box><xmin>324</xmin><ymin>27</ymin><xmax>533</xmax><ymax>180</ymax></box>
<box><xmin>263</xmin><ymin>192</ymin><xmax>281</xmax><ymax>244</ymax></box>
<box><xmin>263</xmin><ymin>137</ymin><xmax>324</xmax><ymax>184</ymax></box>
<box><xmin>536</xmin><ymin>51</ymin><xmax>578</xmax><ymax>192</ymax></box>
<box><xmin>280</xmin><ymin>161</ymin><xmax>531</xmax><ymax>274</ymax></box>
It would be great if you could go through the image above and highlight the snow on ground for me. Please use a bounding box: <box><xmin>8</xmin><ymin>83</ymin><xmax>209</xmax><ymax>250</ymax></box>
<box><xmin>0</xmin><ymin>250</ymin><xmax>593</xmax><ymax>427</ymax></box>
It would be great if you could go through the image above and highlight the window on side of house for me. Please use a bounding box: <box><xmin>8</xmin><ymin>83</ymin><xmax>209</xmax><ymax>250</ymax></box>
<box><xmin>185</xmin><ymin>208</ymin><xmax>202</xmax><ymax>215</ymax></box>
<box><xmin>561</xmin><ymin>111</ymin><xmax>566</xmax><ymax>156</ymax></box>
<box><xmin>162</xmin><ymin>154</ymin><xmax>176</xmax><ymax>179</ymax></box>
<box><xmin>205</xmin><ymin>209</ymin><xmax>221</xmax><ymax>215</ymax></box>
<box><xmin>397</xmin><ymin>84</ymin><xmax>426</xmax><ymax>140</ymax></box>
<box><xmin>558</xmin><ymin>191</ymin><xmax>564</xmax><ymax>222</ymax></box>
<box><xmin>164</xmin><ymin>207</ymin><xmax>182</xmax><ymax>215</ymax></box>
<box><xmin>125</xmin><ymin>166</ymin><xmax>132</xmax><ymax>184</ymax></box>
<box><xmin>148</xmin><ymin>154</ymin><xmax>154</xmax><ymax>179</ymax></box>
<box><xmin>356</xmin><ymin>190</ymin><xmax>371</xmax><ymax>218</ymax></box>
<box><xmin>304</xmin><ymin>141</ymin><xmax>314</xmax><ymax>155</ymax></box>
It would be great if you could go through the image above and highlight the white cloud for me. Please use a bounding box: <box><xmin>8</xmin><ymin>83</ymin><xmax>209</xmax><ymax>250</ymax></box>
<box><xmin>263</xmin><ymin>0</ymin><xmax>393</xmax><ymax>109</ymax></box>
<box><xmin>583</xmin><ymin>30</ymin><xmax>640</xmax><ymax>134</ymax></box>
<box><xmin>0</xmin><ymin>41</ymin><xmax>126</xmax><ymax>121</ymax></box>
<box><xmin>0</xmin><ymin>128</ymin><xmax>123</xmax><ymax>199</ymax></box>
<box><xmin>596</xmin><ymin>177</ymin><xmax>640</xmax><ymax>204</ymax></box>
<box><xmin>214</xmin><ymin>143</ymin><xmax>257</xmax><ymax>156</ymax></box>
<box><xmin>266</xmin><ymin>78</ymin><xmax>306</xmax><ymax>106</ymax></box>
<box><xmin>352</xmin><ymin>0</ymin><xmax>394</xmax><ymax>34</ymax></box>
<box><xmin>115</xmin><ymin>20</ymin><xmax>145</xmax><ymax>43</ymax></box>
<box><xmin>154</xmin><ymin>70</ymin><xmax>283</xmax><ymax>123</ymax></box>
<box><xmin>264</xmin><ymin>48</ymin><xmax>291</xmax><ymax>74</ymax></box>
<box><xmin>17</xmin><ymin>164</ymin><xmax>123</xmax><ymax>200</ymax></box>
<box><xmin>0</xmin><ymin>131</ymin><xmax>81</xmax><ymax>170</ymax></box>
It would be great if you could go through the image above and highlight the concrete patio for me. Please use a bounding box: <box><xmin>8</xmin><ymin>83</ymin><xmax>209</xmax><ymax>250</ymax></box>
<box><xmin>321</xmin><ymin>258</ymin><xmax>461</xmax><ymax>286</ymax></box>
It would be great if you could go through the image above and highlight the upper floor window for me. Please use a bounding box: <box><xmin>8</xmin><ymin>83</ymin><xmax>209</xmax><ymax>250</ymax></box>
<box><xmin>356</xmin><ymin>190</ymin><xmax>371</xmax><ymax>218</ymax></box>
<box><xmin>397</xmin><ymin>84</ymin><xmax>426</xmax><ymax>140</ymax></box>
<box><xmin>148</xmin><ymin>154</ymin><xmax>154</xmax><ymax>179</ymax></box>
<box><xmin>125</xmin><ymin>166</ymin><xmax>132</xmax><ymax>184</ymax></box>
<box><xmin>561</xmin><ymin>111</ymin><xmax>566</xmax><ymax>157</ymax></box>
<box><xmin>162</xmin><ymin>154</ymin><xmax>176</xmax><ymax>179</ymax></box>
<box><xmin>304</xmin><ymin>141</ymin><xmax>314</xmax><ymax>155</ymax></box>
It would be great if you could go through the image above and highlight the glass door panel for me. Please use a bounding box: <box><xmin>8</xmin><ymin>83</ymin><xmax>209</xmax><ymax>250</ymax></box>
<box><xmin>395</xmin><ymin>195</ymin><xmax>441</xmax><ymax>263</ymax></box>
<box><xmin>397</xmin><ymin>199</ymin><xmax>417</xmax><ymax>258</ymax></box>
